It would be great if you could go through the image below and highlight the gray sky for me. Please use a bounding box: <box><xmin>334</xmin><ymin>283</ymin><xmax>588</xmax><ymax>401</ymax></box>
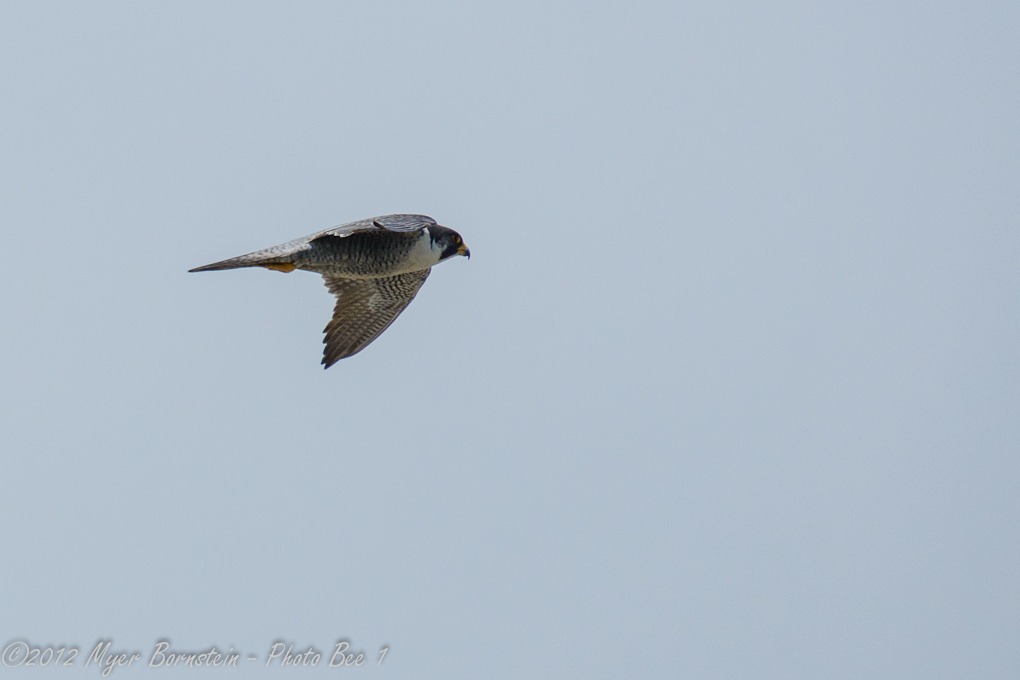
<box><xmin>1</xmin><ymin>1</ymin><xmax>1017</xmax><ymax>678</ymax></box>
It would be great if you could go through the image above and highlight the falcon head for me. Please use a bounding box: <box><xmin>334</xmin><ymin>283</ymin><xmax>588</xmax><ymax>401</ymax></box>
<box><xmin>429</xmin><ymin>226</ymin><xmax>471</xmax><ymax>261</ymax></box>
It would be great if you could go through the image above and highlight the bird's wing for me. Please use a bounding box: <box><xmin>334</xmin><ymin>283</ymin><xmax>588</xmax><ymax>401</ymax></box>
<box><xmin>311</xmin><ymin>214</ymin><xmax>437</xmax><ymax>241</ymax></box>
<box><xmin>321</xmin><ymin>269</ymin><xmax>431</xmax><ymax>367</ymax></box>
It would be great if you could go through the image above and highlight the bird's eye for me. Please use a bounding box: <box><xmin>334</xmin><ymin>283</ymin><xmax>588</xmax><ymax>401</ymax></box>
<box><xmin>453</xmin><ymin>235</ymin><xmax>461</xmax><ymax>244</ymax></box>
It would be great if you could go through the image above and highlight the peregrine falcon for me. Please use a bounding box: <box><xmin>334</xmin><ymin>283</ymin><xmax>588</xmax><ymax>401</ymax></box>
<box><xmin>189</xmin><ymin>214</ymin><xmax>469</xmax><ymax>368</ymax></box>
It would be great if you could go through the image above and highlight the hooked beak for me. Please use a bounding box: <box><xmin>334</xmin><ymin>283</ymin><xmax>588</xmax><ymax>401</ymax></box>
<box><xmin>458</xmin><ymin>243</ymin><xmax>471</xmax><ymax>259</ymax></box>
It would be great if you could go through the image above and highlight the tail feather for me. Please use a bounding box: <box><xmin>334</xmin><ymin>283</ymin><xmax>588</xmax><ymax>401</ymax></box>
<box><xmin>189</xmin><ymin>257</ymin><xmax>252</xmax><ymax>273</ymax></box>
<box><xmin>189</xmin><ymin>253</ymin><xmax>295</xmax><ymax>273</ymax></box>
<box><xmin>190</xmin><ymin>236</ymin><xmax>313</xmax><ymax>273</ymax></box>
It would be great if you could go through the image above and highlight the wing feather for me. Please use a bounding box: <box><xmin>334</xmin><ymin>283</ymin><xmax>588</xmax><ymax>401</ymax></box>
<box><xmin>320</xmin><ymin>269</ymin><xmax>431</xmax><ymax>367</ymax></box>
<box><xmin>311</xmin><ymin>214</ymin><xmax>436</xmax><ymax>240</ymax></box>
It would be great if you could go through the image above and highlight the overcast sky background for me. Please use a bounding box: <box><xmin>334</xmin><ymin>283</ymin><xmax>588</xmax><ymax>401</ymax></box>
<box><xmin>1</xmin><ymin>1</ymin><xmax>1017</xmax><ymax>678</ymax></box>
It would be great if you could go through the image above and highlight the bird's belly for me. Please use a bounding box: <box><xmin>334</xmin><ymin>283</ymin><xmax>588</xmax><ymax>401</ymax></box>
<box><xmin>295</xmin><ymin>236</ymin><xmax>436</xmax><ymax>279</ymax></box>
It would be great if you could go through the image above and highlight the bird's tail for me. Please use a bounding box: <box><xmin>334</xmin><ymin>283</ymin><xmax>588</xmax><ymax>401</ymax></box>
<box><xmin>190</xmin><ymin>235</ymin><xmax>313</xmax><ymax>273</ymax></box>
<box><xmin>188</xmin><ymin>253</ymin><xmax>297</xmax><ymax>273</ymax></box>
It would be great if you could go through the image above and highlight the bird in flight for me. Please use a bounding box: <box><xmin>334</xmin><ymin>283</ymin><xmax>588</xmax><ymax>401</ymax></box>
<box><xmin>190</xmin><ymin>214</ymin><xmax>469</xmax><ymax>368</ymax></box>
